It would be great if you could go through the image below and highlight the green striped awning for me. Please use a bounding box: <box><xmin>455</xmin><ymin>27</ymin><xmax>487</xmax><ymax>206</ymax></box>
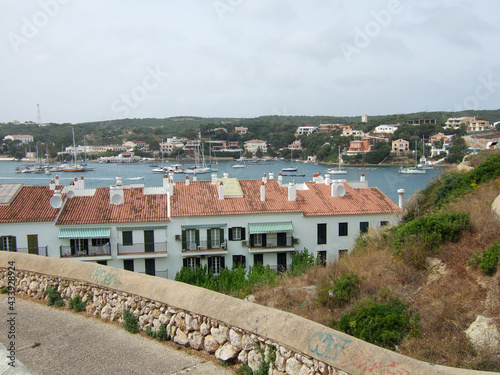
<box><xmin>58</xmin><ymin>228</ymin><xmax>110</xmax><ymax>239</ymax></box>
<box><xmin>116</xmin><ymin>226</ymin><xmax>167</xmax><ymax>231</ymax></box>
<box><xmin>249</xmin><ymin>222</ymin><xmax>293</xmax><ymax>234</ymax></box>
<box><xmin>181</xmin><ymin>224</ymin><xmax>227</xmax><ymax>229</ymax></box>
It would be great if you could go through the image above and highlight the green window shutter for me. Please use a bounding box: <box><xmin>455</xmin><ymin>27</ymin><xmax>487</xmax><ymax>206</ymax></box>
<box><xmin>195</xmin><ymin>230</ymin><xmax>200</xmax><ymax>246</ymax></box>
<box><xmin>181</xmin><ymin>230</ymin><xmax>186</xmax><ymax>250</ymax></box>
<box><xmin>241</xmin><ymin>227</ymin><xmax>246</xmax><ymax>240</ymax></box>
<box><xmin>220</xmin><ymin>228</ymin><xmax>224</xmax><ymax>244</ymax></box>
<box><xmin>0</xmin><ymin>237</ymin><xmax>4</xmax><ymax>251</ymax></box>
<box><xmin>12</xmin><ymin>237</ymin><xmax>17</xmax><ymax>252</ymax></box>
<box><xmin>207</xmin><ymin>229</ymin><xmax>212</xmax><ymax>250</ymax></box>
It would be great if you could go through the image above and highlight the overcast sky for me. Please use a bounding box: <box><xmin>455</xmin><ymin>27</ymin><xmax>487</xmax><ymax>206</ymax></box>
<box><xmin>1</xmin><ymin>0</ymin><xmax>499</xmax><ymax>124</ymax></box>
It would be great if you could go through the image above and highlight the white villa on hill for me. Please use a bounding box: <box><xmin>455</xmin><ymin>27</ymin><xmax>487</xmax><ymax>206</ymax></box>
<box><xmin>0</xmin><ymin>173</ymin><xmax>401</xmax><ymax>279</ymax></box>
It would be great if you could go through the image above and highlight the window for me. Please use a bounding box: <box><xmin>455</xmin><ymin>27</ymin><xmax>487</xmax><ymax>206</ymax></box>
<box><xmin>208</xmin><ymin>256</ymin><xmax>225</xmax><ymax>276</ymax></box>
<box><xmin>92</xmin><ymin>238</ymin><xmax>109</xmax><ymax>247</ymax></box>
<box><xmin>317</xmin><ymin>223</ymin><xmax>327</xmax><ymax>244</ymax></box>
<box><xmin>229</xmin><ymin>227</ymin><xmax>246</xmax><ymax>241</ymax></box>
<box><xmin>252</xmin><ymin>234</ymin><xmax>264</xmax><ymax>247</ymax></box>
<box><xmin>233</xmin><ymin>255</ymin><xmax>246</xmax><ymax>268</ymax></box>
<box><xmin>183</xmin><ymin>257</ymin><xmax>201</xmax><ymax>270</ymax></box>
<box><xmin>145</xmin><ymin>259</ymin><xmax>155</xmax><ymax>276</ymax></box>
<box><xmin>184</xmin><ymin>229</ymin><xmax>198</xmax><ymax>250</ymax></box>
<box><xmin>253</xmin><ymin>254</ymin><xmax>263</xmax><ymax>265</ymax></box>
<box><xmin>123</xmin><ymin>259</ymin><xmax>134</xmax><ymax>272</ymax></box>
<box><xmin>122</xmin><ymin>231</ymin><xmax>133</xmax><ymax>246</ymax></box>
<box><xmin>70</xmin><ymin>239</ymin><xmax>88</xmax><ymax>255</ymax></box>
<box><xmin>339</xmin><ymin>222</ymin><xmax>348</xmax><ymax>237</ymax></box>
<box><xmin>317</xmin><ymin>251</ymin><xmax>327</xmax><ymax>267</ymax></box>
<box><xmin>380</xmin><ymin>221</ymin><xmax>389</xmax><ymax>227</ymax></box>
<box><xmin>0</xmin><ymin>236</ymin><xmax>16</xmax><ymax>252</ymax></box>
<box><xmin>339</xmin><ymin>249</ymin><xmax>348</xmax><ymax>258</ymax></box>
<box><xmin>360</xmin><ymin>222</ymin><xmax>369</xmax><ymax>234</ymax></box>
<box><xmin>210</xmin><ymin>228</ymin><xmax>220</xmax><ymax>248</ymax></box>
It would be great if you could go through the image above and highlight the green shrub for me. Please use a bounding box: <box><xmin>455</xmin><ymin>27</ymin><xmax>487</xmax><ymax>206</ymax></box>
<box><xmin>45</xmin><ymin>286</ymin><xmax>64</xmax><ymax>307</ymax></box>
<box><xmin>122</xmin><ymin>309</ymin><xmax>139</xmax><ymax>334</ymax></box>
<box><xmin>392</xmin><ymin>212</ymin><xmax>470</xmax><ymax>267</ymax></box>
<box><xmin>289</xmin><ymin>248</ymin><xmax>315</xmax><ymax>276</ymax></box>
<box><xmin>146</xmin><ymin>324</ymin><xmax>169</xmax><ymax>341</ymax></box>
<box><xmin>470</xmin><ymin>242</ymin><xmax>500</xmax><ymax>276</ymax></box>
<box><xmin>336</xmin><ymin>294</ymin><xmax>419</xmax><ymax>350</ymax></box>
<box><xmin>318</xmin><ymin>273</ymin><xmax>361</xmax><ymax>307</ymax></box>
<box><xmin>0</xmin><ymin>287</ymin><xmax>8</xmax><ymax>294</ymax></box>
<box><xmin>68</xmin><ymin>294</ymin><xmax>87</xmax><ymax>312</ymax></box>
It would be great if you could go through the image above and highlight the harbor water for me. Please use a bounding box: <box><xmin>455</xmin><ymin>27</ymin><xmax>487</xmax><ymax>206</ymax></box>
<box><xmin>0</xmin><ymin>160</ymin><xmax>445</xmax><ymax>204</ymax></box>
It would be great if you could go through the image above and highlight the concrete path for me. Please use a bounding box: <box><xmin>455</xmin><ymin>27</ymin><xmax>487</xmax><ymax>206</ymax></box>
<box><xmin>0</xmin><ymin>296</ymin><xmax>236</xmax><ymax>375</ymax></box>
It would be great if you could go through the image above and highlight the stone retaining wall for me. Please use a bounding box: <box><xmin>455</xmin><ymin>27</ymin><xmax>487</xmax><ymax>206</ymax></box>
<box><xmin>0</xmin><ymin>252</ymin><xmax>496</xmax><ymax>375</ymax></box>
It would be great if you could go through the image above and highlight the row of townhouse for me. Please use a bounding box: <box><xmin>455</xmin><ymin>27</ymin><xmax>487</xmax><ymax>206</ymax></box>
<box><xmin>0</xmin><ymin>172</ymin><xmax>401</xmax><ymax>279</ymax></box>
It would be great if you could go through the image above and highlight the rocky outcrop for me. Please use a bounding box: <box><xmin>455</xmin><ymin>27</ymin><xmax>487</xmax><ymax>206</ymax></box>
<box><xmin>465</xmin><ymin>315</ymin><xmax>500</xmax><ymax>353</ymax></box>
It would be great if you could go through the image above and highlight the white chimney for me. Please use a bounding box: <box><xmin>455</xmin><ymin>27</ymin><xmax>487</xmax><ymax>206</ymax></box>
<box><xmin>49</xmin><ymin>180</ymin><xmax>56</xmax><ymax>191</ymax></box>
<box><xmin>168</xmin><ymin>179</ymin><xmax>174</xmax><ymax>195</ymax></box>
<box><xmin>260</xmin><ymin>181</ymin><xmax>265</xmax><ymax>201</ymax></box>
<box><xmin>79</xmin><ymin>176</ymin><xmax>85</xmax><ymax>190</ymax></box>
<box><xmin>313</xmin><ymin>173</ymin><xmax>322</xmax><ymax>183</ymax></box>
<box><xmin>223</xmin><ymin>172</ymin><xmax>229</xmax><ymax>178</ymax></box>
<box><xmin>193</xmin><ymin>173</ymin><xmax>197</xmax><ymax>182</ymax></box>
<box><xmin>325</xmin><ymin>174</ymin><xmax>331</xmax><ymax>185</ymax></box>
<box><xmin>211</xmin><ymin>173</ymin><xmax>218</xmax><ymax>184</ymax></box>
<box><xmin>288</xmin><ymin>181</ymin><xmax>296</xmax><ymax>201</ymax></box>
<box><xmin>163</xmin><ymin>174</ymin><xmax>169</xmax><ymax>189</ymax></box>
<box><xmin>278</xmin><ymin>172</ymin><xmax>283</xmax><ymax>186</ymax></box>
<box><xmin>116</xmin><ymin>176</ymin><xmax>123</xmax><ymax>187</ymax></box>
<box><xmin>169</xmin><ymin>172</ymin><xmax>174</xmax><ymax>182</ymax></box>
<box><xmin>55</xmin><ymin>175</ymin><xmax>60</xmax><ymax>186</ymax></box>
<box><xmin>262</xmin><ymin>173</ymin><xmax>267</xmax><ymax>184</ymax></box>
<box><xmin>269</xmin><ymin>172</ymin><xmax>274</xmax><ymax>180</ymax></box>
<box><xmin>218</xmin><ymin>181</ymin><xmax>224</xmax><ymax>200</ymax></box>
<box><xmin>167</xmin><ymin>192</ymin><xmax>171</xmax><ymax>218</ymax></box>
<box><xmin>185</xmin><ymin>175</ymin><xmax>190</xmax><ymax>186</ymax></box>
<box><xmin>360</xmin><ymin>172</ymin><xmax>365</xmax><ymax>182</ymax></box>
<box><xmin>398</xmin><ymin>188</ymin><xmax>405</xmax><ymax>208</ymax></box>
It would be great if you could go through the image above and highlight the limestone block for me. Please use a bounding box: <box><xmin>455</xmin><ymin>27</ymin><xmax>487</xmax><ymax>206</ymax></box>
<box><xmin>158</xmin><ymin>313</ymin><xmax>169</xmax><ymax>325</ymax></box>
<box><xmin>100</xmin><ymin>305</ymin><xmax>112</xmax><ymax>320</ymax></box>
<box><xmin>174</xmin><ymin>314</ymin><xmax>186</xmax><ymax>331</ymax></box>
<box><xmin>173</xmin><ymin>329</ymin><xmax>189</xmax><ymax>346</ymax></box>
<box><xmin>275</xmin><ymin>353</ymin><xmax>286</xmax><ymax>372</ymax></box>
<box><xmin>286</xmin><ymin>357</ymin><xmax>302</xmax><ymax>375</ymax></box>
<box><xmin>211</xmin><ymin>324</ymin><xmax>229</xmax><ymax>345</ymax></box>
<box><xmin>241</xmin><ymin>334</ymin><xmax>256</xmax><ymax>351</ymax></box>
<box><xmin>200</xmin><ymin>322</ymin><xmax>210</xmax><ymax>336</ymax></box>
<box><xmin>188</xmin><ymin>331</ymin><xmax>203</xmax><ymax>350</ymax></box>
<box><xmin>185</xmin><ymin>314</ymin><xmax>194</xmax><ymax>331</ymax></box>
<box><xmin>215</xmin><ymin>342</ymin><xmax>239</xmax><ymax>361</ymax></box>
<box><xmin>298</xmin><ymin>364</ymin><xmax>313</xmax><ymax>375</ymax></box>
<box><xmin>465</xmin><ymin>315</ymin><xmax>500</xmax><ymax>352</ymax></box>
<box><xmin>28</xmin><ymin>280</ymin><xmax>39</xmax><ymax>291</ymax></box>
<box><xmin>237</xmin><ymin>349</ymin><xmax>248</xmax><ymax>364</ymax></box>
<box><xmin>229</xmin><ymin>328</ymin><xmax>243</xmax><ymax>350</ymax></box>
<box><xmin>204</xmin><ymin>334</ymin><xmax>220</xmax><ymax>353</ymax></box>
<box><xmin>151</xmin><ymin>308</ymin><xmax>161</xmax><ymax>319</ymax></box>
<box><xmin>299</xmin><ymin>355</ymin><xmax>314</xmax><ymax>368</ymax></box>
<box><xmin>280</xmin><ymin>346</ymin><xmax>292</xmax><ymax>359</ymax></box>
<box><xmin>247</xmin><ymin>349</ymin><xmax>263</xmax><ymax>373</ymax></box>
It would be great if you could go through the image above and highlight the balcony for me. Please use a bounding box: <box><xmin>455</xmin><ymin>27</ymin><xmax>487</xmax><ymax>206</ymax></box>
<box><xmin>1</xmin><ymin>247</ymin><xmax>48</xmax><ymax>256</ymax></box>
<box><xmin>60</xmin><ymin>244</ymin><xmax>111</xmax><ymax>259</ymax></box>
<box><xmin>182</xmin><ymin>240</ymin><xmax>227</xmax><ymax>256</ymax></box>
<box><xmin>117</xmin><ymin>242</ymin><xmax>168</xmax><ymax>259</ymax></box>
<box><xmin>245</xmin><ymin>236</ymin><xmax>297</xmax><ymax>253</ymax></box>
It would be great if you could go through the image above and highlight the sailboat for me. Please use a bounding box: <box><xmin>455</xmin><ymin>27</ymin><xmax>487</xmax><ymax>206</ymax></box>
<box><xmin>400</xmin><ymin>140</ymin><xmax>426</xmax><ymax>174</ymax></box>
<box><xmin>184</xmin><ymin>133</ymin><xmax>211</xmax><ymax>174</ymax></box>
<box><xmin>418</xmin><ymin>137</ymin><xmax>434</xmax><ymax>169</ymax></box>
<box><xmin>232</xmin><ymin>150</ymin><xmax>246</xmax><ymax>168</ymax></box>
<box><xmin>327</xmin><ymin>146</ymin><xmax>347</xmax><ymax>175</ymax></box>
<box><xmin>61</xmin><ymin>128</ymin><xmax>88</xmax><ymax>173</ymax></box>
<box><xmin>282</xmin><ymin>149</ymin><xmax>298</xmax><ymax>172</ymax></box>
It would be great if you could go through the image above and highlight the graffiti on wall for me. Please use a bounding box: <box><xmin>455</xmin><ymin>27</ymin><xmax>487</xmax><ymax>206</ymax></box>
<box><xmin>89</xmin><ymin>265</ymin><xmax>122</xmax><ymax>287</ymax></box>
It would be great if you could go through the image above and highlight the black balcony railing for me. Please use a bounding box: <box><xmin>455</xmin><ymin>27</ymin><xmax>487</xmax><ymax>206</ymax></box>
<box><xmin>2</xmin><ymin>247</ymin><xmax>48</xmax><ymax>256</ymax></box>
<box><xmin>182</xmin><ymin>240</ymin><xmax>227</xmax><ymax>252</ymax></box>
<box><xmin>246</xmin><ymin>236</ymin><xmax>294</xmax><ymax>248</ymax></box>
<box><xmin>117</xmin><ymin>242</ymin><xmax>167</xmax><ymax>255</ymax></box>
<box><xmin>60</xmin><ymin>244</ymin><xmax>111</xmax><ymax>257</ymax></box>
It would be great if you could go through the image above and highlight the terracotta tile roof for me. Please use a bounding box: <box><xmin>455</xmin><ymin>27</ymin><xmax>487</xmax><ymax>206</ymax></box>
<box><xmin>56</xmin><ymin>187</ymin><xmax>170</xmax><ymax>225</ymax></box>
<box><xmin>170</xmin><ymin>179</ymin><xmax>401</xmax><ymax>217</ymax></box>
<box><xmin>0</xmin><ymin>185</ymin><xmax>61</xmax><ymax>223</ymax></box>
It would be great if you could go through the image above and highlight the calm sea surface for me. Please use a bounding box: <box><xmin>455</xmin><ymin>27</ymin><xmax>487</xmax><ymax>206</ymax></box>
<box><xmin>0</xmin><ymin>160</ymin><xmax>445</xmax><ymax>204</ymax></box>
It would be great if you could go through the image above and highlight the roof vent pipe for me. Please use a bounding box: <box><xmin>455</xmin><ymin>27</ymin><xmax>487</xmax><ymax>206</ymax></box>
<box><xmin>325</xmin><ymin>174</ymin><xmax>331</xmax><ymax>185</ymax></box>
<box><xmin>218</xmin><ymin>182</ymin><xmax>224</xmax><ymax>200</ymax></box>
<box><xmin>398</xmin><ymin>188</ymin><xmax>405</xmax><ymax>209</ymax></box>
<box><xmin>211</xmin><ymin>173</ymin><xmax>218</xmax><ymax>184</ymax></box>
<box><xmin>260</xmin><ymin>181</ymin><xmax>265</xmax><ymax>201</ymax></box>
<box><xmin>185</xmin><ymin>175</ymin><xmax>190</xmax><ymax>186</ymax></box>
<box><xmin>288</xmin><ymin>181</ymin><xmax>296</xmax><ymax>201</ymax></box>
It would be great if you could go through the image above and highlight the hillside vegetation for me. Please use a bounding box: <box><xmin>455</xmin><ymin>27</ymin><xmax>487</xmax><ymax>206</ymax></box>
<box><xmin>248</xmin><ymin>152</ymin><xmax>500</xmax><ymax>371</ymax></box>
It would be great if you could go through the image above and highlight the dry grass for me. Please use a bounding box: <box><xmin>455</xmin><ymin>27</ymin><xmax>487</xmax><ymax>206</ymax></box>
<box><xmin>251</xmin><ymin>177</ymin><xmax>500</xmax><ymax>371</ymax></box>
